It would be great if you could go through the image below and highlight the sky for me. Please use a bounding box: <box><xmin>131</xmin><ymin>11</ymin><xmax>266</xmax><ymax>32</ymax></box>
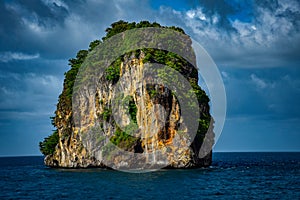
<box><xmin>0</xmin><ymin>0</ymin><xmax>299</xmax><ymax>156</ymax></box>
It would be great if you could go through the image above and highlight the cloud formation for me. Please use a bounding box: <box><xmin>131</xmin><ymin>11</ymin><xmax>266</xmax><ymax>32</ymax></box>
<box><xmin>250</xmin><ymin>74</ymin><xmax>268</xmax><ymax>89</ymax></box>
<box><xmin>0</xmin><ymin>52</ymin><xmax>40</xmax><ymax>62</ymax></box>
<box><xmin>1</xmin><ymin>0</ymin><xmax>299</xmax><ymax>68</ymax></box>
<box><xmin>156</xmin><ymin>0</ymin><xmax>300</xmax><ymax>68</ymax></box>
<box><xmin>0</xmin><ymin>0</ymin><xmax>154</xmax><ymax>60</ymax></box>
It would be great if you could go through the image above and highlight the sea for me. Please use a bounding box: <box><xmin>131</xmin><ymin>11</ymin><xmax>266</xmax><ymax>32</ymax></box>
<box><xmin>0</xmin><ymin>152</ymin><xmax>299</xmax><ymax>199</ymax></box>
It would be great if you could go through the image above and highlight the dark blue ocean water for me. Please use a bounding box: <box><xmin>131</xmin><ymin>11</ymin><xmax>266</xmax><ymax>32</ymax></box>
<box><xmin>0</xmin><ymin>152</ymin><xmax>299</xmax><ymax>199</ymax></box>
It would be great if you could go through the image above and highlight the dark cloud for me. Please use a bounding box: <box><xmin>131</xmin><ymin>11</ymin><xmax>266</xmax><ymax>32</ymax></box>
<box><xmin>1</xmin><ymin>0</ymin><xmax>299</xmax><ymax>65</ymax></box>
<box><xmin>0</xmin><ymin>0</ymin><xmax>84</xmax><ymax>58</ymax></box>
<box><xmin>155</xmin><ymin>0</ymin><xmax>300</xmax><ymax>68</ymax></box>
<box><xmin>16</xmin><ymin>0</ymin><xmax>69</xmax><ymax>23</ymax></box>
<box><xmin>196</xmin><ymin>0</ymin><xmax>237</xmax><ymax>28</ymax></box>
<box><xmin>0</xmin><ymin>0</ymin><xmax>155</xmax><ymax>60</ymax></box>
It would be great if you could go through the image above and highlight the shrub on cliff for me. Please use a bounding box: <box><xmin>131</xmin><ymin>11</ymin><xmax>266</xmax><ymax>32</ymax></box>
<box><xmin>39</xmin><ymin>130</ymin><xmax>59</xmax><ymax>155</ymax></box>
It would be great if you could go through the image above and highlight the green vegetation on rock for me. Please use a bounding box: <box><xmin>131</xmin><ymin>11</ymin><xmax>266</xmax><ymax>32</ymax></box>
<box><xmin>128</xmin><ymin>96</ymin><xmax>137</xmax><ymax>124</ymax></box>
<box><xmin>105</xmin><ymin>58</ymin><xmax>122</xmax><ymax>83</ymax></box>
<box><xmin>39</xmin><ymin>130</ymin><xmax>59</xmax><ymax>155</ymax></box>
<box><xmin>102</xmin><ymin>20</ymin><xmax>184</xmax><ymax>41</ymax></box>
<box><xmin>101</xmin><ymin>107</ymin><xmax>112</xmax><ymax>122</ymax></box>
<box><xmin>110</xmin><ymin>126</ymin><xmax>139</xmax><ymax>150</ymax></box>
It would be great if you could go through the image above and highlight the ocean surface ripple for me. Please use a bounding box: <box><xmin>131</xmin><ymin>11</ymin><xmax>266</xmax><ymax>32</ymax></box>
<box><xmin>0</xmin><ymin>152</ymin><xmax>299</xmax><ymax>199</ymax></box>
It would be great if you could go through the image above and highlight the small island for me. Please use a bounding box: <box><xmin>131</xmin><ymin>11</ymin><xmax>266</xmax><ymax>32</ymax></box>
<box><xmin>39</xmin><ymin>21</ymin><xmax>214</xmax><ymax>170</ymax></box>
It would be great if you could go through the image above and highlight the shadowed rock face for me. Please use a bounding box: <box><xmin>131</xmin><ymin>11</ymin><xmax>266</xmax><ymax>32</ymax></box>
<box><xmin>44</xmin><ymin>27</ymin><xmax>214</xmax><ymax>170</ymax></box>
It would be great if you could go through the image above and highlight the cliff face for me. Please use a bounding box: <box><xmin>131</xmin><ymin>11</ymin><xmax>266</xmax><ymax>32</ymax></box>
<box><xmin>42</xmin><ymin>21</ymin><xmax>214</xmax><ymax>170</ymax></box>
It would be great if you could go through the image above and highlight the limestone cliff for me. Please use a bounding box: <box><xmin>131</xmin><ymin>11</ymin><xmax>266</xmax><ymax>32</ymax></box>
<box><xmin>40</xmin><ymin>21</ymin><xmax>214</xmax><ymax>170</ymax></box>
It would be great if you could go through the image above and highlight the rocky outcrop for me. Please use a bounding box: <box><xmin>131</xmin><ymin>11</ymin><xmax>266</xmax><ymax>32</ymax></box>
<box><xmin>43</xmin><ymin>22</ymin><xmax>214</xmax><ymax>170</ymax></box>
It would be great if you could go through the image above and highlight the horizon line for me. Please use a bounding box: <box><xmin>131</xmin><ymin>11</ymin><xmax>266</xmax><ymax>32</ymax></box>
<box><xmin>1</xmin><ymin>150</ymin><xmax>300</xmax><ymax>158</ymax></box>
